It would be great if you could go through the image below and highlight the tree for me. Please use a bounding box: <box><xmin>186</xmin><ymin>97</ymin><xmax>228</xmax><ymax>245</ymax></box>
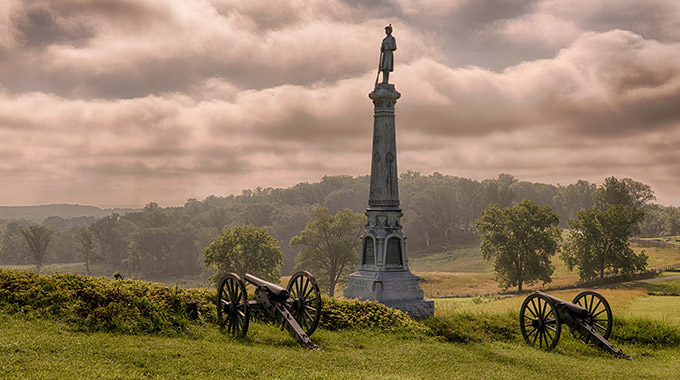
<box><xmin>1</xmin><ymin>222</ymin><xmax>31</xmax><ymax>265</ymax></box>
<box><xmin>20</xmin><ymin>225</ymin><xmax>54</xmax><ymax>273</ymax></box>
<box><xmin>556</xmin><ymin>179</ymin><xmax>596</xmax><ymax>225</ymax></box>
<box><xmin>76</xmin><ymin>227</ymin><xmax>98</xmax><ymax>276</ymax></box>
<box><xmin>475</xmin><ymin>199</ymin><xmax>561</xmax><ymax>292</ymax></box>
<box><xmin>128</xmin><ymin>225</ymin><xmax>199</xmax><ymax>278</ymax></box>
<box><xmin>561</xmin><ymin>205</ymin><xmax>648</xmax><ymax>281</ymax></box>
<box><xmin>203</xmin><ymin>226</ymin><xmax>283</xmax><ymax>285</ymax></box>
<box><xmin>89</xmin><ymin>214</ymin><xmax>131</xmax><ymax>269</ymax></box>
<box><xmin>481</xmin><ymin>174</ymin><xmax>516</xmax><ymax>208</ymax></box>
<box><xmin>594</xmin><ymin>177</ymin><xmax>655</xmax><ymax>210</ymax></box>
<box><xmin>290</xmin><ymin>207</ymin><xmax>364</xmax><ymax>297</ymax></box>
<box><xmin>268</xmin><ymin>204</ymin><xmax>315</xmax><ymax>274</ymax></box>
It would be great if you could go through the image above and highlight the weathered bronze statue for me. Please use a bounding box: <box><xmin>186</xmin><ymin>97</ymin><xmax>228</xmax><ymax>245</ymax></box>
<box><xmin>378</xmin><ymin>24</ymin><xmax>397</xmax><ymax>85</ymax></box>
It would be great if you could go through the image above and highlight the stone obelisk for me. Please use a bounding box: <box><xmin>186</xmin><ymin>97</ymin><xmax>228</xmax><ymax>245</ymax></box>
<box><xmin>343</xmin><ymin>25</ymin><xmax>434</xmax><ymax>319</ymax></box>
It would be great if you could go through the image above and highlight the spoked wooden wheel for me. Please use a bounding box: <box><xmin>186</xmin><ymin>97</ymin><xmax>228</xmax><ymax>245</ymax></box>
<box><xmin>216</xmin><ymin>273</ymin><xmax>249</xmax><ymax>337</ymax></box>
<box><xmin>520</xmin><ymin>293</ymin><xmax>561</xmax><ymax>349</ymax></box>
<box><xmin>572</xmin><ymin>291</ymin><xmax>612</xmax><ymax>339</ymax></box>
<box><xmin>286</xmin><ymin>271</ymin><xmax>322</xmax><ymax>337</ymax></box>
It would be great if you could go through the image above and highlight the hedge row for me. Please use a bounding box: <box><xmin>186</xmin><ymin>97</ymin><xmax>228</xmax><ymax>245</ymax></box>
<box><xmin>0</xmin><ymin>269</ymin><xmax>423</xmax><ymax>336</ymax></box>
<box><xmin>3</xmin><ymin>269</ymin><xmax>679</xmax><ymax>348</ymax></box>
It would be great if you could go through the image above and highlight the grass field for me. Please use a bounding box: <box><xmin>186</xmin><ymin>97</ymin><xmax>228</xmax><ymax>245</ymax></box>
<box><xmin>410</xmin><ymin>240</ymin><xmax>680</xmax><ymax>297</ymax></box>
<box><xmin>2</xmin><ymin>288</ymin><xmax>680</xmax><ymax>379</ymax></box>
<box><xmin>2</xmin><ymin>267</ymin><xmax>680</xmax><ymax>379</ymax></box>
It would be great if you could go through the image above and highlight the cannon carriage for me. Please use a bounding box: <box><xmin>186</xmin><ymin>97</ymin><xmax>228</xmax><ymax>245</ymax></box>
<box><xmin>216</xmin><ymin>271</ymin><xmax>322</xmax><ymax>350</ymax></box>
<box><xmin>520</xmin><ymin>290</ymin><xmax>628</xmax><ymax>358</ymax></box>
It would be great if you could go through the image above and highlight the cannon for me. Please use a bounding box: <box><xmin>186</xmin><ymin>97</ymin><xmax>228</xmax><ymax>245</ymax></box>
<box><xmin>216</xmin><ymin>271</ymin><xmax>322</xmax><ymax>350</ymax></box>
<box><xmin>520</xmin><ymin>290</ymin><xmax>629</xmax><ymax>358</ymax></box>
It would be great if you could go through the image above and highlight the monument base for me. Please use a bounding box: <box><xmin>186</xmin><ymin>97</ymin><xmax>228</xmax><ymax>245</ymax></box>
<box><xmin>344</xmin><ymin>270</ymin><xmax>434</xmax><ymax>320</ymax></box>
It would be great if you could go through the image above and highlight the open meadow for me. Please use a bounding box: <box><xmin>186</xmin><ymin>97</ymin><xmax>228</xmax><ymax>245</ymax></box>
<box><xmin>2</xmin><ymin>241</ymin><xmax>680</xmax><ymax>379</ymax></box>
<box><xmin>410</xmin><ymin>241</ymin><xmax>680</xmax><ymax>297</ymax></box>
<box><xmin>2</xmin><ymin>267</ymin><xmax>680</xmax><ymax>379</ymax></box>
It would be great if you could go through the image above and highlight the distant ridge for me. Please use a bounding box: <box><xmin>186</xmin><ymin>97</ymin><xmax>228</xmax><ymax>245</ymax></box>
<box><xmin>0</xmin><ymin>204</ymin><xmax>138</xmax><ymax>223</ymax></box>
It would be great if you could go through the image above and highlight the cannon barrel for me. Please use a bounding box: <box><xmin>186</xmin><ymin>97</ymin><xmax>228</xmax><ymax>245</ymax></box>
<box><xmin>535</xmin><ymin>291</ymin><xmax>589</xmax><ymax>318</ymax></box>
<box><xmin>244</xmin><ymin>273</ymin><xmax>290</xmax><ymax>301</ymax></box>
<box><xmin>520</xmin><ymin>290</ymin><xmax>628</xmax><ymax>358</ymax></box>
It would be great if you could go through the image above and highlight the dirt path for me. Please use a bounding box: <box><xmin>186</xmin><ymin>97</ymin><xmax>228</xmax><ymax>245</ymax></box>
<box><xmin>601</xmin><ymin>274</ymin><xmax>680</xmax><ymax>288</ymax></box>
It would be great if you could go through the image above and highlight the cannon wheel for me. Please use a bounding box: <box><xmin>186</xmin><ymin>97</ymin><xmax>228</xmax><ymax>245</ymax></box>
<box><xmin>520</xmin><ymin>293</ymin><xmax>561</xmax><ymax>349</ymax></box>
<box><xmin>286</xmin><ymin>271</ymin><xmax>322</xmax><ymax>337</ymax></box>
<box><xmin>216</xmin><ymin>273</ymin><xmax>249</xmax><ymax>337</ymax></box>
<box><xmin>572</xmin><ymin>291</ymin><xmax>613</xmax><ymax>340</ymax></box>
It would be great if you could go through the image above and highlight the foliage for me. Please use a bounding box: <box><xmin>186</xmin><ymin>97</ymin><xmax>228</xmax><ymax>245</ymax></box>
<box><xmin>475</xmin><ymin>199</ymin><xmax>561</xmax><ymax>292</ymax></box>
<box><xmin>639</xmin><ymin>204</ymin><xmax>680</xmax><ymax>237</ymax></box>
<box><xmin>203</xmin><ymin>226</ymin><xmax>282</xmax><ymax>285</ymax></box>
<box><xmin>423</xmin><ymin>310</ymin><xmax>519</xmax><ymax>343</ymax></box>
<box><xmin>318</xmin><ymin>296</ymin><xmax>427</xmax><ymax>334</ymax></box>
<box><xmin>0</xmin><ymin>269</ymin><xmax>215</xmax><ymax>335</ymax></box>
<box><xmin>290</xmin><ymin>207</ymin><xmax>364</xmax><ymax>296</ymax></box>
<box><xmin>2</xmin><ymin>174</ymin><xmax>678</xmax><ymax>285</ymax></box>
<box><xmin>75</xmin><ymin>227</ymin><xmax>97</xmax><ymax>276</ymax></box>
<box><xmin>128</xmin><ymin>225</ymin><xmax>200</xmax><ymax>278</ymax></box>
<box><xmin>19</xmin><ymin>224</ymin><xmax>54</xmax><ymax>273</ymax></box>
<box><xmin>89</xmin><ymin>213</ymin><xmax>133</xmax><ymax>270</ymax></box>
<box><xmin>0</xmin><ymin>221</ymin><xmax>31</xmax><ymax>265</ymax></box>
<box><xmin>0</xmin><ymin>269</ymin><xmax>426</xmax><ymax>337</ymax></box>
<box><xmin>594</xmin><ymin>177</ymin><xmax>655</xmax><ymax>210</ymax></box>
<box><xmin>562</xmin><ymin>205</ymin><xmax>648</xmax><ymax>281</ymax></box>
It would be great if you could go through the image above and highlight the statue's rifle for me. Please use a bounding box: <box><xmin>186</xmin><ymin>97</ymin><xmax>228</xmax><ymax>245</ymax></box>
<box><xmin>375</xmin><ymin>50</ymin><xmax>383</xmax><ymax>86</ymax></box>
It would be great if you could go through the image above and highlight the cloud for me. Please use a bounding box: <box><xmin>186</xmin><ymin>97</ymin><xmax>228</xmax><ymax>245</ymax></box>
<box><xmin>393</xmin><ymin>30</ymin><xmax>680</xmax><ymax>140</ymax></box>
<box><xmin>0</xmin><ymin>0</ymin><xmax>438</xmax><ymax>99</ymax></box>
<box><xmin>1</xmin><ymin>0</ymin><xmax>680</xmax><ymax>207</ymax></box>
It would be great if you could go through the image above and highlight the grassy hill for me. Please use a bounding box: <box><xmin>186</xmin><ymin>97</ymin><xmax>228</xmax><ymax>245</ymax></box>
<box><xmin>2</xmin><ymin>270</ymin><xmax>680</xmax><ymax>379</ymax></box>
<box><xmin>409</xmin><ymin>240</ymin><xmax>680</xmax><ymax>298</ymax></box>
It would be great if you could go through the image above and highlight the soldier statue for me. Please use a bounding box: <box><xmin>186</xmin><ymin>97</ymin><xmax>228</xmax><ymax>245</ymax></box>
<box><xmin>378</xmin><ymin>24</ymin><xmax>397</xmax><ymax>84</ymax></box>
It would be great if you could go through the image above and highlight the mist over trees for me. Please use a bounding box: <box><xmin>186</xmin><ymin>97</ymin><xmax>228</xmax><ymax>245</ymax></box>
<box><xmin>0</xmin><ymin>173</ymin><xmax>678</xmax><ymax>283</ymax></box>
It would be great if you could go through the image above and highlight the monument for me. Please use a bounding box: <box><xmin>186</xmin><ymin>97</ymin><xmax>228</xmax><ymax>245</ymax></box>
<box><xmin>343</xmin><ymin>25</ymin><xmax>434</xmax><ymax>319</ymax></box>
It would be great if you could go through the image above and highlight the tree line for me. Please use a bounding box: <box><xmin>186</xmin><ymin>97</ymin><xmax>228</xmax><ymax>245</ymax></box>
<box><xmin>477</xmin><ymin>177</ymin><xmax>654</xmax><ymax>292</ymax></box>
<box><xmin>0</xmin><ymin>173</ymin><xmax>677</xmax><ymax>288</ymax></box>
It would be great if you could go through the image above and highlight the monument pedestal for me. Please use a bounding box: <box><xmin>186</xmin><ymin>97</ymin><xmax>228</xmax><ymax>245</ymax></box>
<box><xmin>345</xmin><ymin>270</ymin><xmax>434</xmax><ymax>319</ymax></box>
<box><xmin>343</xmin><ymin>83</ymin><xmax>434</xmax><ymax>320</ymax></box>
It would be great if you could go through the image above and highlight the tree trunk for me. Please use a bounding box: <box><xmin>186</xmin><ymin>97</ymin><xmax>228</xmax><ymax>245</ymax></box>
<box><xmin>329</xmin><ymin>277</ymin><xmax>336</xmax><ymax>297</ymax></box>
<box><xmin>85</xmin><ymin>259</ymin><xmax>91</xmax><ymax>276</ymax></box>
<box><xmin>518</xmin><ymin>280</ymin><xmax>523</xmax><ymax>293</ymax></box>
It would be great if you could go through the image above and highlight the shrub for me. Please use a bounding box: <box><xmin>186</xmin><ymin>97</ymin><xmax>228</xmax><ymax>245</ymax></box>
<box><xmin>422</xmin><ymin>311</ymin><xmax>519</xmax><ymax>343</ymax></box>
<box><xmin>319</xmin><ymin>297</ymin><xmax>427</xmax><ymax>334</ymax></box>
<box><xmin>0</xmin><ymin>269</ymin><xmax>426</xmax><ymax>336</ymax></box>
<box><xmin>0</xmin><ymin>269</ymin><xmax>215</xmax><ymax>336</ymax></box>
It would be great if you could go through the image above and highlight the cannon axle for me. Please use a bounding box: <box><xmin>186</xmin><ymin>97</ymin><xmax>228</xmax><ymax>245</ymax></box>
<box><xmin>520</xmin><ymin>291</ymin><xmax>629</xmax><ymax>358</ymax></box>
<box><xmin>216</xmin><ymin>271</ymin><xmax>322</xmax><ymax>350</ymax></box>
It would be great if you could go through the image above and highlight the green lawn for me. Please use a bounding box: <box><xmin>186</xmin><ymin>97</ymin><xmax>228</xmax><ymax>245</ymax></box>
<box><xmin>2</xmin><ymin>312</ymin><xmax>679</xmax><ymax>379</ymax></box>
<box><xmin>2</xmin><ymin>270</ymin><xmax>680</xmax><ymax>379</ymax></box>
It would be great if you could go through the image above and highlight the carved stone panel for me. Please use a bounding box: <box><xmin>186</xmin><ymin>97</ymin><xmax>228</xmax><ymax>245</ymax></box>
<box><xmin>362</xmin><ymin>236</ymin><xmax>375</xmax><ymax>266</ymax></box>
<box><xmin>385</xmin><ymin>237</ymin><xmax>403</xmax><ymax>266</ymax></box>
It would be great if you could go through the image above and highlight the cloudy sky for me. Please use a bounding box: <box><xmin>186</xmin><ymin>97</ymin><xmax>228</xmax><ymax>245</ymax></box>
<box><xmin>1</xmin><ymin>0</ymin><xmax>679</xmax><ymax>208</ymax></box>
